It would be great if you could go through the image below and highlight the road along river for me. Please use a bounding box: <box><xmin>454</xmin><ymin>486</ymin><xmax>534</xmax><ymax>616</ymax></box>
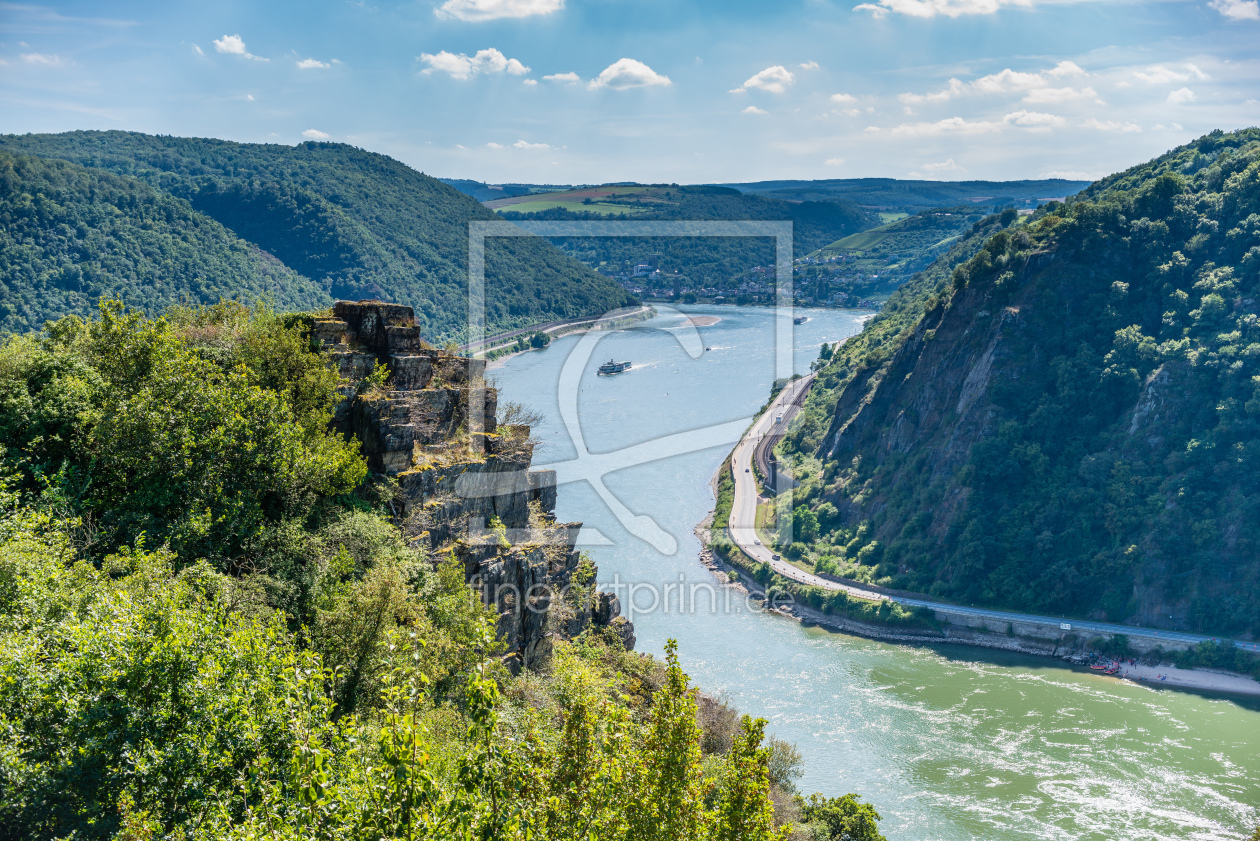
<box><xmin>491</xmin><ymin>303</ymin><xmax>1260</xmax><ymax>841</ymax></box>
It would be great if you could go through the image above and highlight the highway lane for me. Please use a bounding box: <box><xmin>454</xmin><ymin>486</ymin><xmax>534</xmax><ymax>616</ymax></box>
<box><xmin>725</xmin><ymin>379</ymin><xmax>1260</xmax><ymax>654</ymax></box>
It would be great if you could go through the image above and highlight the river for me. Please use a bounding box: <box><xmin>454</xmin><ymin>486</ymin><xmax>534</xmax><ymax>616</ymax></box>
<box><xmin>491</xmin><ymin>303</ymin><xmax>1260</xmax><ymax>841</ymax></box>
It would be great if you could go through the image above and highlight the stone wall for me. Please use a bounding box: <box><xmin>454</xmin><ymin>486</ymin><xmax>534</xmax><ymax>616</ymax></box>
<box><xmin>316</xmin><ymin>300</ymin><xmax>633</xmax><ymax>670</ymax></box>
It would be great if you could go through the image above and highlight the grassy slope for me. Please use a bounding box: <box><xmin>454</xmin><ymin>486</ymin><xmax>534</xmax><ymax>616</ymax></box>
<box><xmin>0</xmin><ymin>131</ymin><xmax>635</xmax><ymax>340</ymax></box>
<box><xmin>0</xmin><ymin>151</ymin><xmax>329</xmax><ymax>333</ymax></box>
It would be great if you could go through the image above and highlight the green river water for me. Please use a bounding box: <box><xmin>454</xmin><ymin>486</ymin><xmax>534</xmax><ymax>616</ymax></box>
<box><xmin>491</xmin><ymin>304</ymin><xmax>1260</xmax><ymax>841</ymax></box>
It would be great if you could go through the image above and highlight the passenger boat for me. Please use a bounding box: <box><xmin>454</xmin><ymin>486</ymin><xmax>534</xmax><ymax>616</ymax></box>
<box><xmin>793</xmin><ymin>316</ymin><xmax>808</xmax><ymax>325</ymax></box>
<box><xmin>597</xmin><ymin>359</ymin><xmax>631</xmax><ymax>375</ymax></box>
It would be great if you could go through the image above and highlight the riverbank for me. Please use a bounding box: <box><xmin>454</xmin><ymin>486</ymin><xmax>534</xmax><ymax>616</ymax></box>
<box><xmin>697</xmin><ymin>467</ymin><xmax>1260</xmax><ymax>700</ymax></box>
<box><xmin>484</xmin><ymin>306</ymin><xmax>654</xmax><ymax>369</ymax></box>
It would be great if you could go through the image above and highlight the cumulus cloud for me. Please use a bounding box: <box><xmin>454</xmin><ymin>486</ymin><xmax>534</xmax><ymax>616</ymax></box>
<box><xmin>297</xmin><ymin>58</ymin><xmax>330</xmax><ymax>69</ymax></box>
<box><xmin>1133</xmin><ymin>64</ymin><xmax>1209</xmax><ymax>84</ymax></box>
<box><xmin>588</xmin><ymin>58</ymin><xmax>671</xmax><ymax>90</ymax></box>
<box><xmin>513</xmin><ymin>139</ymin><xmax>549</xmax><ymax>149</ymax></box>
<box><xmin>743</xmin><ymin>105</ymin><xmax>768</xmax><ymax>114</ymax></box>
<box><xmin>731</xmin><ymin>65</ymin><xmax>795</xmax><ymax>94</ymax></box>
<box><xmin>870</xmin><ymin>110</ymin><xmax>1063</xmax><ymax>136</ymax></box>
<box><xmin>213</xmin><ymin>34</ymin><xmax>266</xmax><ymax>61</ymax></box>
<box><xmin>522</xmin><ymin>78</ymin><xmax>537</xmax><ymax>85</ymax></box>
<box><xmin>486</xmin><ymin>142</ymin><xmax>504</xmax><ymax>149</ymax></box>
<box><xmin>543</xmin><ymin>71</ymin><xmax>581</xmax><ymax>83</ymax></box>
<box><xmin>419</xmin><ymin>48</ymin><xmax>529</xmax><ymax>80</ymax></box>
<box><xmin>21</xmin><ymin>53</ymin><xmax>63</xmax><ymax>65</ymax></box>
<box><xmin>922</xmin><ymin>158</ymin><xmax>962</xmax><ymax>172</ymax></box>
<box><xmin>825</xmin><ymin>157</ymin><xmax>845</xmax><ymax>166</ymax></box>
<box><xmin>900</xmin><ymin>61</ymin><xmax>1086</xmax><ymax>105</ymax></box>
<box><xmin>1043</xmin><ymin>169</ymin><xmax>1096</xmax><ymax>180</ymax></box>
<box><xmin>855</xmin><ymin>0</ymin><xmax>1039</xmax><ymax>19</ymax></box>
<box><xmin>302</xmin><ymin>129</ymin><xmax>330</xmax><ymax>139</ymax></box>
<box><xmin>435</xmin><ymin>0</ymin><xmax>563</xmax><ymax>21</ymax></box>
<box><xmin>830</xmin><ymin>92</ymin><xmax>858</xmax><ymax>103</ymax></box>
<box><xmin>1083</xmin><ymin>117</ymin><xmax>1141</xmax><ymax>132</ymax></box>
<box><xmin>1167</xmin><ymin>87</ymin><xmax>1196</xmax><ymax>104</ymax></box>
<box><xmin>1003</xmin><ymin>109</ymin><xmax>1064</xmax><ymax>129</ymax></box>
<box><xmin>1023</xmin><ymin>86</ymin><xmax>1098</xmax><ymax>103</ymax></box>
<box><xmin>800</xmin><ymin>60</ymin><xmax>820</xmax><ymax>70</ymax></box>
<box><xmin>1209</xmin><ymin>0</ymin><xmax>1259</xmax><ymax>19</ymax></box>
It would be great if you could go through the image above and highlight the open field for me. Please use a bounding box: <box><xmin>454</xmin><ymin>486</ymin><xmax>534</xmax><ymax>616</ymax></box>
<box><xmin>484</xmin><ymin>185</ymin><xmax>674</xmax><ymax>215</ymax></box>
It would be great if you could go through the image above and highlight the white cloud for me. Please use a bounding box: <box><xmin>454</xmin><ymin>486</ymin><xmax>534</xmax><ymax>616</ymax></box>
<box><xmin>21</xmin><ymin>53</ymin><xmax>63</xmax><ymax>65</ymax></box>
<box><xmin>435</xmin><ymin>0</ymin><xmax>563</xmax><ymax>21</ymax></box>
<box><xmin>1209</xmin><ymin>0</ymin><xmax>1259</xmax><ymax>19</ymax></box>
<box><xmin>213</xmin><ymin>34</ymin><xmax>266</xmax><ymax>61</ymax></box>
<box><xmin>855</xmin><ymin>0</ymin><xmax>1037</xmax><ymax>19</ymax></box>
<box><xmin>830</xmin><ymin>92</ymin><xmax>858</xmax><ymax>103</ymax></box>
<box><xmin>246</xmin><ymin>94</ymin><xmax>255</xmax><ymax>101</ymax></box>
<box><xmin>1133</xmin><ymin>64</ymin><xmax>1209</xmax><ymax>84</ymax></box>
<box><xmin>901</xmin><ymin>61</ymin><xmax>1087</xmax><ymax>105</ymax></box>
<box><xmin>297</xmin><ymin>58</ymin><xmax>330</xmax><ymax>69</ymax></box>
<box><xmin>825</xmin><ymin>157</ymin><xmax>845</xmax><ymax>166</ymax></box>
<box><xmin>543</xmin><ymin>71</ymin><xmax>581</xmax><ymax>83</ymax></box>
<box><xmin>513</xmin><ymin>139</ymin><xmax>549</xmax><ymax>149</ymax></box>
<box><xmin>743</xmin><ymin>105</ymin><xmax>768</xmax><ymax>114</ymax></box>
<box><xmin>302</xmin><ymin>129</ymin><xmax>330</xmax><ymax>139</ymax></box>
<box><xmin>1003</xmin><ymin>109</ymin><xmax>1064</xmax><ymax>129</ymax></box>
<box><xmin>588</xmin><ymin>58</ymin><xmax>671</xmax><ymax>90</ymax></box>
<box><xmin>419</xmin><ymin>48</ymin><xmax>529</xmax><ymax>80</ymax></box>
<box><xmin>522</xmin><ymin>78</ymin><xmax>537</xmax><ymax>86</ymax></box>
<box><xmin>192</xmin><ymin>44</ymin><xmax>204</xmax><ymax>56</ymax></box>
<box><xmin>1083</xmin><ymin>117</ymin><xmax>1141</xmax><ymax>132</ymax></box>
<box><xmin>871</xmin><ymin>116</ymin><xmax>1004</xmax><ymax>136</ymax></box>
<box><xmin>1043</xmin><ymin>170</ymin><xmax>1096</xmax><ymax>180</ymax></box>
<box><xmin>731</xmin><ymin>65</ymin><xmax>795</xmax><ymax>94</ymax></box>
<box><xmin>922</xmin><ymin>158</ymin><xmax>962</xmax><ymax>172</ymax></box>
<box><xmin>486</xmin><ymin>142</ymin><xmax>504</xmax><ymax>149</ymax></box>
<box><xmin>1023</xmin><ymin>86</ymin><xmax>1097</xmax><ymax>103</ymax></box>
<box><xmin>800</xmin><ymin>60</ymin><xmax>820</xmax><ymax>70</ymax></box>
<box><xmin>870</xmin><ymin>110</ymin><xmax>1061</xmax><ymax>137</ymax></box>
<box><xmin>1167</xmin><ymin>87</ymin><xmax>1196</xmax><ymax>104</ymax></box>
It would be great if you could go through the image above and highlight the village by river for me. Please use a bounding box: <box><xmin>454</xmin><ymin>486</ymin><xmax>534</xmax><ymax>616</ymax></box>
<box><xmin>491</xmin><ymin>304</ymin><xmax>1260</xmax><ymax>841</ymax></box>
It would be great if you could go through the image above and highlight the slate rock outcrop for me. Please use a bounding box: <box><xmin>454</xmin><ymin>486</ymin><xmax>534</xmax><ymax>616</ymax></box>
<box><xmin>314</xmin><ymin>300</ymin><xmax>633</xmax><ymax>668</ymax></box>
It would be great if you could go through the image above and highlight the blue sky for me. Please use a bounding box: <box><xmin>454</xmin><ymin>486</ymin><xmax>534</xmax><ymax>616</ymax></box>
<box><xmin>2</xmin><ymin>0</ymin><xmax>1258</xmax><ymax>184</ymax></box>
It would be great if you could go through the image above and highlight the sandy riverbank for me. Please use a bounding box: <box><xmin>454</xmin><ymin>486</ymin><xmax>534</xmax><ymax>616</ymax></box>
<box><xmin>1114</xmin><ymin>661</ymin><xmax>1260</xmax><ymax>696</ymax></box>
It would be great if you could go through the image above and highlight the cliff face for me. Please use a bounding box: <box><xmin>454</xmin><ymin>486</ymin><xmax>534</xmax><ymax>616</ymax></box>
<box><xmin>794</xmin><ymin>130</ymin><xmax>1260</xmax><ymax>638</ymax></box>
<box><xmin>315</xmin><ymin>300</ymin><xmax>633</xmax><ymax>670</ymax></box>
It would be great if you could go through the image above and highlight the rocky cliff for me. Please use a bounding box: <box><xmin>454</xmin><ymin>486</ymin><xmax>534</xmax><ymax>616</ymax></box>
<box><xmin>782</xmin><ymin>129</ymin><xmax>1260</xmax><ymax>639</ymax></box>
<box><xmin>313</xmin><ymin>300</ymin><xmax>634</xmax><ymax>670</ymax></box>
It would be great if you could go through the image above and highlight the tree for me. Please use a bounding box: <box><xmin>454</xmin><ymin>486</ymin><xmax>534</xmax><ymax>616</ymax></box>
<box><xmin>802</xmin><ymin>793</ymin><xmax>886</xmax><ymax>841</ymax></box>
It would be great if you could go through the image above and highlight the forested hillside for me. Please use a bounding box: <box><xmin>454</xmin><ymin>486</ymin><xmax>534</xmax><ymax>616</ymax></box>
<box><xmin>723</xmin><ymin>177</ymin><xmax>1090</xmax><ymax>211</ymax></box>
<box><xmin>778</xmin><ymin>129</ymin><xmax>1260</xmax><ymax>639</ymax></box>
<box><xmin>0</xmin><ymin>151</ymin><xmax>329</xmax><ymax>333</ymax></box>
<box><xmin>497</xmin><ymin>185</ymin><xmax>877</xmax><ymax>289</ymax></box>
<box><xmin>0</xmin><ymin>132</ymin><xmax>635</xmax><ymax>340</ymax></box>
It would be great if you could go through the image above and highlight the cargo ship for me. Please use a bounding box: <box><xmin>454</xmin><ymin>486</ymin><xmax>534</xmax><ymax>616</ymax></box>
<box><xmin>598</xmin><ymin>359</ymin><xmax>631</xmax><ymax>375</ymax></box>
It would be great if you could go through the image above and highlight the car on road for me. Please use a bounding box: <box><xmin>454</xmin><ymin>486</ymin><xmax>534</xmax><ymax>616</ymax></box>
<box><xmin>745</xmin><ymin>468</ymin><xmax>750</xmax><ymax>472</ymax></box>
<box><xmin>754</xmin><ymin>539</ymin><xmax>761</xmax><ymax>545</ymax></box>
<box><xmin>772</xmin><ymin>553</ymin><xmax>781</xmax><ymax>561</ymax></box>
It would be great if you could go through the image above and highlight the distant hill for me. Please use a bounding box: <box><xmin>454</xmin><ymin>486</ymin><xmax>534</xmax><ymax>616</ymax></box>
<box><xmin>720</xmin><ymin>177</ymin><xmax>1090</xmax><ymax>212</ymax></box>
<box><xmin>0</xmin><ymin>132</ymin><xmax>635</xmax><ymax>340</ymax></box>
<box><xmin>492</xmin><ymin>184</ymin><xmax>879</xmax><ymax>290</ymax></box>
<box><xmin>0</xmin><ymin>150</ymin><xmax>329</xmax><ymax>334</ymax></box>
<box><xmin>778</xmin><ymin>128</ymin><xmax>1260</xmax><ymax>638</ymax></box>
<box><xmin>440</xmin><ymin>178</ymin><xmax>579</xmax><ymax>203</ymax></box>
<box><xmin>801</xmin><ymin>206</ymin><xmax>992</xmax><ymax>300</ymax></box>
